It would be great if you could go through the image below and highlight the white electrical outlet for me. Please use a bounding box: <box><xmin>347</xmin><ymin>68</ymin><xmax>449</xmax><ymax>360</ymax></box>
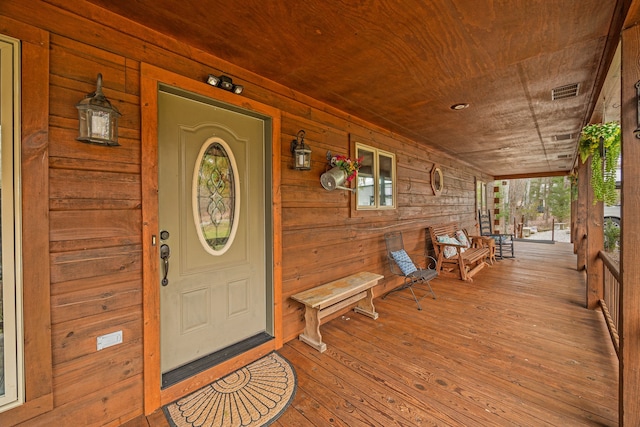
<box><xmin>97</xmin><ymin>330</ymin><xmax>123</xmax><ymax>350</ymax></box>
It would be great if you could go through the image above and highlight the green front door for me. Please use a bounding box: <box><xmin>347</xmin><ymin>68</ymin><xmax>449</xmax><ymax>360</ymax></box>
<box><xmin>158</xmin><ymin>88</ymin><xmax>268</xmax><ymax>374</ymax></box>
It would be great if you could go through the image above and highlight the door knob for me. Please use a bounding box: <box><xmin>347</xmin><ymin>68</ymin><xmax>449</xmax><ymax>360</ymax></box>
<box><xmin>160</xmin><ymin>243</ymin><xmax>171</xmax><ymax>286</ymax></box>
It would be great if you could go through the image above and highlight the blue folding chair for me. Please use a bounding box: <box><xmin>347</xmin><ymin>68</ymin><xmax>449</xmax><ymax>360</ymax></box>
<box><xmin>384</xmin><ymin>231</ymin><xmax>437</xmax><ymax>310</ymax></box>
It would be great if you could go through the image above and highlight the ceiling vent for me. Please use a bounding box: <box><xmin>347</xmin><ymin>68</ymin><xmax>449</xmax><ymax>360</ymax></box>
<box><xmin>552</xmin><ymin>83</ymin><xmax>579</xmax><ymax>100</ymax></box>
<box><xmin>553</xmin><ymin>133</ymin><xmax>574</xmax><ymax>141</ymax></box>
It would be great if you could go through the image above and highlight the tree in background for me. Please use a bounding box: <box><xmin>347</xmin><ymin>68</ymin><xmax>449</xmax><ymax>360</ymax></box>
<box><xmin>511</xmin><ymin>178</ymin><xmax>547</xmax><ymax>223</ymax></box>
<box><xmin>503</xmin><ymin>177</ymin><xmax>571</xmax><ymax>232</ymax></box>
<box><xmin>547</xmin><ymin>176</ymin><xmax>571</xmax><ymax>222</ymax></box>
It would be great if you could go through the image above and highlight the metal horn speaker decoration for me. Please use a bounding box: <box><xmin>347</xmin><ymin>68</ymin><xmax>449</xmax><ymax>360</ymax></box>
<box><xmin>320</xmin><ymin>166</ymin><xmax>347</xmax><ymax>191</ymax></box>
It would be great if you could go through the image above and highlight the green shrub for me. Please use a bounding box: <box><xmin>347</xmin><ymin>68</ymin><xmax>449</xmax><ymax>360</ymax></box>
<box><xmin>603</xmin><ymin>219</ymin><xmax>620</xmax><ymax>252</ymax></box>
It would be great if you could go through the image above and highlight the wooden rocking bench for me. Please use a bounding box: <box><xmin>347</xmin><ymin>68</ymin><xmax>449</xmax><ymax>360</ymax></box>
<box><xmin>427</xmin><ymin>223</ymin><xmax>489</xmax><ymax>282</ymax></box>
<box><xmin>291</xmin><ymin>271</ymin><xmax>383</xmax><ymax>353</ymax></box>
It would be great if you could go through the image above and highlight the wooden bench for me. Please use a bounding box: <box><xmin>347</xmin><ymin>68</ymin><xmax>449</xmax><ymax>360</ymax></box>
<box><xmin>291</xmin><ymin>271</ymin><xmax>384</xmax><ymax>352</ymax></box>
<box><xmin>427</xmin><ymin>223</ymin><xmax>489</xmax><ymax>282</ymax></box>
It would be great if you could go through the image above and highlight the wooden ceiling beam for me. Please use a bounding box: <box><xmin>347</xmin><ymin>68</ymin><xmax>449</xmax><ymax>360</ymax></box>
<box><xmin>584</xmin><ymin>0</ymin><xmax>633</xmax><ymax>125</ymax></box>
<box><xmin>493</xmin><ymin>171</ymin><xmax>569</xmax><ymax>181</ymax></box>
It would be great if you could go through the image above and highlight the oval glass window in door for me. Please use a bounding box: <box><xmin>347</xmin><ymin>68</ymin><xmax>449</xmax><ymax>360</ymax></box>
<box><xmin>192</xmin><ymin>138</ymin><xmax>240</xmax><ymax>255</ymax></box>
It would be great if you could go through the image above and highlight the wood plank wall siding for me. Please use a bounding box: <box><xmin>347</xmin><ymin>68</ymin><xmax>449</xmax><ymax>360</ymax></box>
<box><xmin>0</xmin><ymin>1</ymin><xmax>491</xmax><ymax>424</ymax></box>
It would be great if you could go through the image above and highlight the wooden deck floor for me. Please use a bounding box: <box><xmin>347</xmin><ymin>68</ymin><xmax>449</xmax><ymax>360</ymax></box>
<box><xmin>132</xmin><ymin>241</ymin><xmax>619</xmax><ymax>427</ymax></box>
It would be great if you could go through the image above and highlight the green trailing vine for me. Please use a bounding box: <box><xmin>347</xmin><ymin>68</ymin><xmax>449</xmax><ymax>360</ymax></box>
<box><xmin>578</xmin><ymin>121</ymin><xmax>620</xmax><ymax>205</ymax></box>
<box><xmin>569</xmin><ymin>172</ymin><xmax>578</xmax><ymax>201</ymax></box>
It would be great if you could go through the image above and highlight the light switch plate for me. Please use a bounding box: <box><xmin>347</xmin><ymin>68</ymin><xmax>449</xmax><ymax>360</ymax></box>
<box><xmin>97</xmin><ymin>330</ymin><xmax>123</xmax><ymax>350</ymax></box>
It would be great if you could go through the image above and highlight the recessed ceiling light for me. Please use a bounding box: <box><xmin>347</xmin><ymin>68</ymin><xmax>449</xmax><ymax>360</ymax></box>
<box><xmin>450</xmin><ymin>103</ymin><xmax>469</xmax><ymax>110</ymax></box>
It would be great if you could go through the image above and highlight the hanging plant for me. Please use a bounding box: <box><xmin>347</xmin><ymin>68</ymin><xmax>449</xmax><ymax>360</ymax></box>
<box><xmin>569</xmin><ymin>171</ymin><xmax>578</xmax><ymax>202</ymax></box>
<box><xmin>578</xmin><ymin>121</ymin><xmax>620</xmax><ymax>205</ymax></box>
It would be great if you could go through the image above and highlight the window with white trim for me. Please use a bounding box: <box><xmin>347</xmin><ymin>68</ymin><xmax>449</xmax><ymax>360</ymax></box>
<box><xmin>476</xmin><ymin>178</ymin><xmax>487</xmax><ymax>213</ymax></box>
<box><xmin>0</xmin><ymin>34</ymin><xmax>22</xmax><ymax>411</ymax></box>
<box><xmin>355</xmin><ymin>143</ymin><xmax>396</xmax><ymax>209</ymax></box>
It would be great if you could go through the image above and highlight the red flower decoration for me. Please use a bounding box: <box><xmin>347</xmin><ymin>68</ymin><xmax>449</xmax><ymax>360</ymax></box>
<box><xmin>331</xmin><ymin>155</ymin><xmax>363</xmax><ymax>182</ymax></box>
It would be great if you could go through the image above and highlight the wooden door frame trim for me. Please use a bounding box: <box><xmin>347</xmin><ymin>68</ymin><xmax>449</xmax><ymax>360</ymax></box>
<box><xmin>0</xmin><ymin>19</ymin><xmax>53</xmax><ymax>426</ymax></box>
<box><xmin>140</xmin><ymin>63</ymin><xmax>283</xmax><ymax>414</ymax></box>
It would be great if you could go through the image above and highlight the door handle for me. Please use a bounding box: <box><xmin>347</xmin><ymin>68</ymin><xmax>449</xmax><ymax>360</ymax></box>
<box><xmin>160</xmin><ymin>244</ymin><xmax>171</xmax><ymax>286</ymax></box>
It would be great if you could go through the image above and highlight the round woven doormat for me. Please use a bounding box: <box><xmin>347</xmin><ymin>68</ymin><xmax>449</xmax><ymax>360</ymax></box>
<box><xmin>163</xmin><ymin>352</ymin><xmax>296</xmax><ymax>427</ymax></box>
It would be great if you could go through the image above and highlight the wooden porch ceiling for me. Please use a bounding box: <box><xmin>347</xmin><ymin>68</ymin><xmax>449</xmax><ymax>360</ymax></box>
<box><xmin>133</xmin><ymin>241</ymin><xmax>618</xmax><ymax>426</ymax></box>
<box><xmin>83</xmin><ymin>0</ymin><xmax>625</xmax><ymax>177</ymax></box>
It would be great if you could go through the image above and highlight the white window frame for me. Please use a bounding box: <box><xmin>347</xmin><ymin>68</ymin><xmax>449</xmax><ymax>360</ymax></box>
<box><xmin>476</xmin><ymin>178</ymin><xmax>487</xmax><ymax>213</ymax></box>
<box><xmin>355</xmin><ymin>143</ymin><xmax>396</xmax><ymax>210</ymax></box>
<box><xmin>0</xmin><ymin>34</ymin><xmax>24</xmax><ymax>412</ymax></box>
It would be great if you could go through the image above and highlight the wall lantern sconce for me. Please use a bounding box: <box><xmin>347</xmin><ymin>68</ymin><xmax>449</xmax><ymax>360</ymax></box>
<box><xmin>207</xmin><ymin>74</ymin><xmax>244</xmax><ymax>94</ymax></box>
<box><xmin>76</xmin><ymin>73</ymin><xmax>121</xmax><ymax>146</ymax></box>
<box><xmin>290</xmin><ymin>130</ymin><xmax>311</xmax><ymax>170</ymax></box>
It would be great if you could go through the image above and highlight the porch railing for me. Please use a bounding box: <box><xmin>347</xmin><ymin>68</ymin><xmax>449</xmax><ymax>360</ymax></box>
<box><xmin>598</xmin><ymin>250</ymin><xmax>620</xmax><ymax>357</ymax></box>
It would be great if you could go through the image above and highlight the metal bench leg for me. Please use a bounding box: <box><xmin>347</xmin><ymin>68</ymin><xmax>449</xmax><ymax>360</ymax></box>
<box><xmin>424</xmin><ymin>280</ymin><xmax>436</xmax><ymax>300</ymax></box>
<box><xmin>408</xmin><ymin>287</ymin><xmax>422</xmax><ymax>311</ymax></box>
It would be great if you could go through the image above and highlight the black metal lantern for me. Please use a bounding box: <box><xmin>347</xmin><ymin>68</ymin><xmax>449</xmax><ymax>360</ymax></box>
<box><xmin>76</xmin><ymin>73</ymin><xmax>121</xmax><ymax>146</ymax></box>
<box><xmin>290</xmin><ymin>130</ymin><xmax>311</xmax><ymax>170</ymax></box>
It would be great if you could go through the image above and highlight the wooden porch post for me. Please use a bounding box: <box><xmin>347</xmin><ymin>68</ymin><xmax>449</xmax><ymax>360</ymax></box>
<box><xmin>575</xmin><ymin>159</ymin><xmax>588</xmax><ymax>270</ymax></box>
<box><xmin>570</xmin><ymin>193</ymin><xmax>575</xmax><ymax>245</ymax></box>
<box><xmin>620</xmin><ymin>22</ymin><xmax>640</xmax><ymax>427</ymax></box>
<box><xmin>585</xmin><ymin>156</ymin><xmax>604</xmax><ymax>309</ymax></box>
